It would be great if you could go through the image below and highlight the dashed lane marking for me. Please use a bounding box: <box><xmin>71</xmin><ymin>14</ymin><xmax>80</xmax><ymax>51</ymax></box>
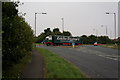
<box><xmin>75</xmin><ymin>48</ymin><xmax>120</xmax><ymax>61</ymax></box>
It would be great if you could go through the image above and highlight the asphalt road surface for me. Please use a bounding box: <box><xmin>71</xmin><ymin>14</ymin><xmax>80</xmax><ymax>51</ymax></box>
<box><xmin>38</xmin><ymin>45</ymin><xmax>119</xmax><ymax>78</ymax></box>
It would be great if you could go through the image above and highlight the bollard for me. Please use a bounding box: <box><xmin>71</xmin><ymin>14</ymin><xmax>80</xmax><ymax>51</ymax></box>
<box><xmin>72</xmin><ymin>43</ymin><xmax>75</xmax><ymax>48</ymax></box>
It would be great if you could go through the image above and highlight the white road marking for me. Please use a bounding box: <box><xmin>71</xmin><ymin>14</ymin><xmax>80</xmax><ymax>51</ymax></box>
<box><xmin>75</xmin><ymin>47</ymin><xmax>119</xmax><ymax>61</ymax></box>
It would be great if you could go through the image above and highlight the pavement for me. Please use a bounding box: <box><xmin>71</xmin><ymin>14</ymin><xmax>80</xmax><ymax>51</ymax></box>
<box><xmin>21</xmin><ymin>49</ymin><xmax>44</xmax><ymax>78</ymax></box>
<box><xmin>38</xmin><ymin>45</ymin><xmax>119</xmax><ymax>78</ymax></box>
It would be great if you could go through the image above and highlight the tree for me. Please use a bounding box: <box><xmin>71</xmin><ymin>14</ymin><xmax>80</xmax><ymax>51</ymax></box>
<box><xmin>97</xmin><ymin>36</ymin><xmax>111</xmax><ymax>44</ymax></box>
<box><xmin>36</xmin><ymin>33</ymin><xmax>46</xmax><ymax>43</ymax></box>
<box><xmin>53</xmin><ymin>28</ymin><xmax>62</xmax><ymax>35</ymax></box>
<box><xmin>79</xmin><ymin>35</ymin><xmax>112</xmax><ymax>44</ymax></box>
<box><xmin>80</xmin><ymin>35</ymin><xmax>89</xmax><ymax>44</ymax></box>
<box><xmin>2</xmin><ymin>2</ymin><xmax>18</xmax><ymax>18</ymax></box>
<box><xmin>36</xmin><ymin>28</ymin><xmax>72</xmax><ymax>43</ymax></box>
<box><xmin>2</xmin><ymin>2</ymin><xmax>34</xmax><ymax>71</ymax></box>
<box><xmin>44</xmin><ymin>28</ymin><xmax>51</xmax><ymax>36</ymax></box>
<box><xmin>62</xmin><ymin>31</ymin><xmax>72</xmax><ymax>36</ymax></box>
<box><xmin>88</xmin><ymin>35</ymin><xmax>97</xmax><ymax>44</ymax></box>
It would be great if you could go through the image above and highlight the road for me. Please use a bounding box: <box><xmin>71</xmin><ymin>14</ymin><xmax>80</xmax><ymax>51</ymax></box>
<box><xmin>38</xmin><ymin>45</ymin><xmax>119</xmax><ymax>78</ymax></box>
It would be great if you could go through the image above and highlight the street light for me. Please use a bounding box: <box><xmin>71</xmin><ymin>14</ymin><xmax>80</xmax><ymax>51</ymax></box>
<box><xmin>110</xmin><ymin>31</ymin><xmax>112</xmax><ymax>39</ymax></box>
<box><xmin>101</xmin><ymin>25</ymin><xmax>108</xmax><ymax>44</ymax></box>
<box><xmin>93</xmin><ymin>28</ymin><xmax>98</xmax><ymax>43</ymax></box>
<box><xmin>101</xmin><ymin>25</ymin><xmax>107</xmax><ymax>36</ymax></box>
<box><xmin>35</xmin><ymin>12</ymin><xmax>47</xmax><ymax>37</ymax></box>
<box><xmin>61</xmin><ymin>18</ymin><xmax>64</xmax><ymax>33</ymax></box>
<box><xmin>93</xmin><ymin>29</ymin><xmax>98</xmax><ymax>37</ymax></box>
<box><xmin>106</xmin><ymin>12</ymin><xmax>116</xmax><ymax>40</ymax></box>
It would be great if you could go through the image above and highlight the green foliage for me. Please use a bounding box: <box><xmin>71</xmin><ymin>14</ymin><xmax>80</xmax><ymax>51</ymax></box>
<box><xmin>2</xmin><ymin>2</ymin><xmax>18</xmax><ymax>18</ymax></box>
<box><xmin>44</xmin><ymin>28</ymin><xmax>52</xmax><ymax>36</ymax></box>
<box><xmin>97</xmin><ymin>36</ymin><xmax>111</xmax><ymax>44</ymax></box>
<box><xmin>36</xmin><ymin>48</ymin><xmax>85</xmax><ymax>78</ymax></box>
<box><xmin>53</xmin><ymin>28</ymin><xmax>59</xmax><ymax>32</ymax></box>
<box><xmin>101</xmin><ymin>44</ymin><xmax>120</xmax><ymax>50</ymax></box>
<box><xmin>2</xmin><ymin>52</ymin><xmax>32</xmax><ymax>78</ymax></box>
<box><xmin>35</xmin><ymin>28</ymin><xmax>72</xmax><ymax>43</ymax></box>
<box><xmin>36</xmin><ymin>33</ymin><xmax>46</xmax><ymax>43</ymax></box>
<box><xmin>80</xmin><ymin>35</ymin><xmax>89</xmax><ymax>44</ymax></box>
<box><xmin>63</xmin><ymin>31</ymin><xmax>72</xmax><ymax>36</ymax></box>
<box><xmin>2</xmin><ymin>2</ymin><xmax>34</xmax><ymax>74</ymax></box>
<box><xmin>53</xmin><ymin>28</ymin><xmax>62</xmax><ymax>35</ymax></box>
<box><xmin>80</xmin><ymin>35</ymin><xmax>112</xmax><ymax>44</ymax></box>
<box><xmin>36</xmin><ymin>27</ymin><xmax>112</xmax><ymax>44</ymax></box>
<box><xmin>88</xmin><ymin>35</ymin><xmax>97</xmax><ymax>44</ymax></box>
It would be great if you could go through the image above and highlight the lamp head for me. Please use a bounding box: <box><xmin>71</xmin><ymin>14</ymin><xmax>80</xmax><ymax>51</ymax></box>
<box><xmin>106</xmin><ymin>12</ymin><xmax>110</xmax><ymax>14</ymax></box>
<box><xmin>42</xmin><ymin>13</ymin><xmax>47</xmax><ymax>14</ymax></box>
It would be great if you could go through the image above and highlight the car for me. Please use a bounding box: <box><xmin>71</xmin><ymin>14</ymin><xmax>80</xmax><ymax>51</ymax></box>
<box><xmin>94</xmin><ymin>42</ymin><xmax>98</xmax><ymax>46</ymax></box>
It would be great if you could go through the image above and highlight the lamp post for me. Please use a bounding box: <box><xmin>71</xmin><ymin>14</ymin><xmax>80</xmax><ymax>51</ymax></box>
<box><xmin>110</xmin><ymin>31</ymin><xmax>112</xmax><ymax>39</ymax></box>
<box><xmin>93</xmin><ymin>28</ymin><xmax>98</xmax><ymax>42</ymax></box>
<box><xmin>101</xmin><ymin>25</ymin><xmax>107</xmax><ymax>36</ymax></box>
<box><xmin>93</xmin><ymin>29</ymin><xmax>98</xmax><ymax>37</ymax></box>
<box><xmin>101</xmin><ymin>25</ymin><xmax>108</xmax><ymax>44</ymax></box>
<box><xmin>35</xmin><ymin>12</ymin><xmax>47</xmax><ymax>37</ymax></box>
<box><xmin>106</xmin><ymin>12</ymin><xmax>116</xmax><ymax>40</ymax></box>
<box><xmin>61</xmin><ymin>18</ymin><xmax>64</xmax><ymax>33</ymax></box>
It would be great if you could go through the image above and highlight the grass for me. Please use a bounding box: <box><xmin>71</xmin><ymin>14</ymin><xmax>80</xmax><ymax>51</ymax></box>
<box><xmin>2</xmin><ymin>52</ymin><xmax>32</xmax><ymax>78</ymax></box>
<box><xmin>100</xmin><ymin>44</ymin><xmax>120</xmax><ymax>50</ymax></box>
<box><xmin>35</xmin><ymin>43</ymin><xmax>43</xmax><ymax>45</ymax></box>
<box><xmin>36</xmin><ymin>48</ymin><xmax>85</xmax><ymax>78</ymax></box>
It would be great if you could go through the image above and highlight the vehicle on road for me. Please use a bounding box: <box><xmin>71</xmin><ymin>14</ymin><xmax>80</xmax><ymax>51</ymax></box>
<box><xmin>94</xmin><ymin>42</ymin><xmax>105</xmax><ymax>46</ymax></box>
<box><xmin>43</xmin><ymin>35</ymin><xmax>82</xmax><ymax>46</ymax></box>
<box><xmin>94</xmin><ymin>42</ymin><xmax>98</xmax><ymax>46</ymax></box>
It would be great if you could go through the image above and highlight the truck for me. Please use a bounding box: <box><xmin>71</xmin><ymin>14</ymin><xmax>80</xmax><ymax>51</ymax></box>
<box><xmin>43</xmin><ymin>35</ymin><xmax>82</xmax><ymax>46</ymax></box>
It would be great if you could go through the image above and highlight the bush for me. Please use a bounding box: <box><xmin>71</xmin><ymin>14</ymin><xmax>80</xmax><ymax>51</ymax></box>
<box><xmin>2</xmin><ymin>2</ymin><xmax>34</xmax><ymax>70</ymax></box>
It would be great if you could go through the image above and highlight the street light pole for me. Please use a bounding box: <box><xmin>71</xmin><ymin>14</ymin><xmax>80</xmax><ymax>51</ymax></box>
<box><xmin>35</xmin><ymin>12</ymin><xmax>47</xmax><ymax>37</ymax></box>
<box><xmin>93</xmin><ymin>29</ymin><xmax>98</xmax><ymax>37</ymax></box>
<box><xmin>35</xmin><ymin>13</ymin><xmax>37</xmax><ymax>37</ymax></box>
<box><xmin>101</xmin><ymin>25</ymin><xmax>107</xmax><ymax>36</ymax></box>
<box><xmin>106</xmin><ymin>12</ymin><xmax>116</xmax><ymax>40</ymax></box>
<box><xmin>114</xmin><ymin>13</ymin><xmax>116</xmax><ymax>40</ymax></box>
<box><xmin>93</xmin><ymin>28</ymin><xmax>98</xmax><ymax>42</ymax></box>
<box><xmin>61</xmin><ymin>18</ymin><xmax>64</xmax><ymax>33</ymax></box>
<box><xmin>110</xmin><ymin>31</ymin><xmax>112</xmax><ymax>39</ymax></box>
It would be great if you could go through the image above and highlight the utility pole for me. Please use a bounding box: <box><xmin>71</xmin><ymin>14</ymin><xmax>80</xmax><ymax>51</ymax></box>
<box><xmin>101</xmin><ymin>25</ymin><xmax>107</xmax><ymax>36</ymax></box>
<box><xmin>35</xmin><ymin>13</ymin><xmax>37</xmax><ymax>37</ymax></box>
<box><xmin>106</xmin><ymin>12</ymin><xmax>116</xmax><ymax>40</ymax></box>
<box><xmin>34</xmin><ymin>12</ymin><xmax>47</xmax><ymax>47</ymax></box>
<box><xmin>35</xmin><ymin>12</ymin><xmax>47</xmax><ymax>37</ymax></box>
<box><xmin>61</xmin><ymin>18</ymin><xmax>64</xmax><ymax>33</ymax></box>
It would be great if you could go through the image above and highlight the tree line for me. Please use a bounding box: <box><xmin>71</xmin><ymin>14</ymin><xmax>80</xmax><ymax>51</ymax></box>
<box><xmin>2</xmin><ymin>2</ymin><xmax>34</xmax><ymax>72</ymax></box>
<box><xmin>35</xmin><ymin>28</ymin><xmax>72</xmax><ymax>43</ymax></box>
<box><xmin>80</xmin><ymin>35</ymin><xmax>113</xmax><ymax>44</ymax></box>
<box><xmin>36</xmin><ymin>28</ymin><xmax>115</xmax><ymax>44</ymax></box>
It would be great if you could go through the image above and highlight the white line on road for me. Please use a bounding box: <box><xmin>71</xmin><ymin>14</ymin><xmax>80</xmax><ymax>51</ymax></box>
<box><xmin>75</xmin><ymin>47</ymin><xmax>119</xmax><ymax>61</ymax></box>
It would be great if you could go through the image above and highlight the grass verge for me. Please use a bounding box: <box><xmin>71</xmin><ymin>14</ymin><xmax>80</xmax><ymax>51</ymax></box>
<box><xmin>100</xmin><ymin>44</ymin><xmax>120</xmax><ymax>50</ymax></box>
<box><xmin>2</xmin><ymin>52</ymin><xmax>32</xmax><ymax>78</ymax></box>
<box><xmin>36</xmin><ymin>48</ymin><xmax>85</xmax><ymax>78</ymax></box>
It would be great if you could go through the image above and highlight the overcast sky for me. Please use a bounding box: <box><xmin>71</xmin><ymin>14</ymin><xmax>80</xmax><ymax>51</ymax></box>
<box><xmin>18</xmin><ymin>1</ymin><xmax>119</xmax><ymax>39</ymax></box>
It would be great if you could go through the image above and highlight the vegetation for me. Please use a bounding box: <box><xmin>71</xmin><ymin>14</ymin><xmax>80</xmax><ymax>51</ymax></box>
<box><xmin>36</xmin><ymin>48</ymin><xmax>85</xmax><ymax>78</ymax></box>
<box><xmin>100</xmin><ymin>44</ymin><xmax>120</xmax><ymax>50</ymax></box>
<box><xmin>2</xmin><ymin>2</ymin><xmax>34</xmax><ymax>78</ymax></box>
<box><xmin>2</xmin><ymin>52</ymin><xmax>32</xmax><ymax>78</ymax></box>
<box><xmin>80</xmin><ymin>35</ymin><xmax>113</xmax><ymax>44</ymax></box>
<box><xmin>36</xmin><ymin>28</ymin><xmax>117</xmax><ymax>45</ymax></box>
<box><xmin>36</xmin><ymin>28</ymin><xmax>72</xmax><ymax>43</ymax></box>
